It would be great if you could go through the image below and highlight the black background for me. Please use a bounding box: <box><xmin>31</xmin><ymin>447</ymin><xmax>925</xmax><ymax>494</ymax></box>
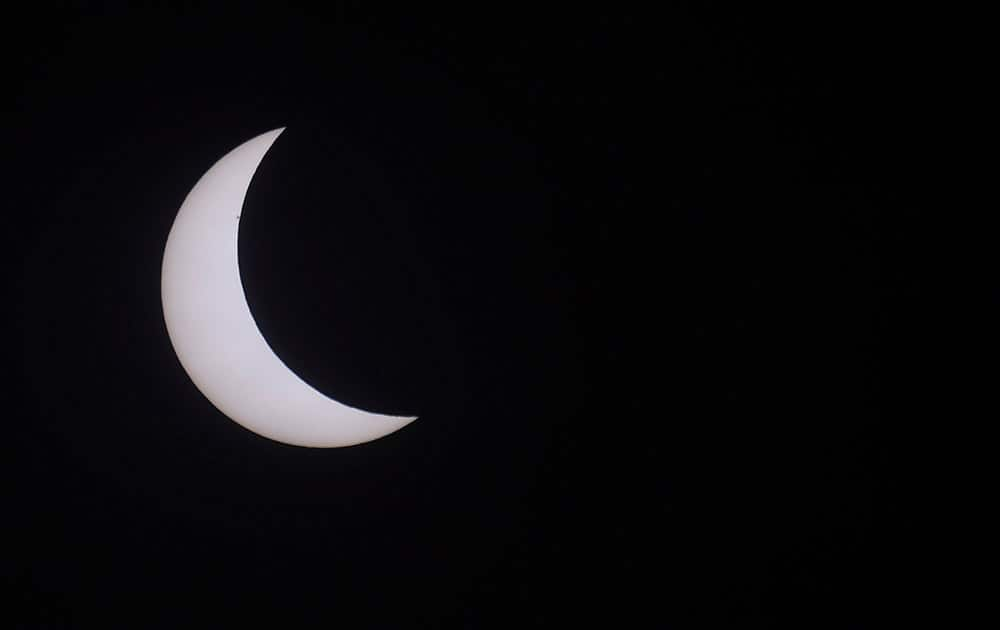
<box><xmin>6</xmin><ymin>3</ymin><xmax>925</xmax><ymax>627</ymax></box>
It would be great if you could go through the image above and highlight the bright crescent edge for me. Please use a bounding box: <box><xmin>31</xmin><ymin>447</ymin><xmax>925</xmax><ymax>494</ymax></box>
<box><xmin>160</xmin><ymin>128</ymin><xmax>416</xmax><ymax>448</ymax></box>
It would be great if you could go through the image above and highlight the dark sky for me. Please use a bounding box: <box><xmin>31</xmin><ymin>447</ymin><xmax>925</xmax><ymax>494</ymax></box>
<box><xmin>6</xmin><ymin>4</ymin><xmax>925</xmax><ymax>628</ymax></box>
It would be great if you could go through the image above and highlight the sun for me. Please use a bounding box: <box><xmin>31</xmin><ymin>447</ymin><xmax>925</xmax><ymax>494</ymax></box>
<box><xmin>161</xmin><ymin>128</ymin><xmax>416</xmax><ymax>447</ymax></box>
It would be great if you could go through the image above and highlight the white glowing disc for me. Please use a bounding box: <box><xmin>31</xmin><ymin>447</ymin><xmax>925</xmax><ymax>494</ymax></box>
<box><xmin>161</xmin><ymin>129</ymin><xmax>416</xmax><ymax>447</ymax></box>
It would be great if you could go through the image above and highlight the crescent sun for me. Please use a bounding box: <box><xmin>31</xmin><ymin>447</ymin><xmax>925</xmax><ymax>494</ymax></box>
<box><xmin>160</xmin><ymin>128</ymin><xmax>416</xmax><ymax>447</ymax></box>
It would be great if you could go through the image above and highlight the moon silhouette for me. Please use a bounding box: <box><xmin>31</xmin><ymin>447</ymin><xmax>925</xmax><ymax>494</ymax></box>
<box><xmin>161</xmin><ymin>128</ymin><xmax>416</xmax><ymax>447</ymax></box>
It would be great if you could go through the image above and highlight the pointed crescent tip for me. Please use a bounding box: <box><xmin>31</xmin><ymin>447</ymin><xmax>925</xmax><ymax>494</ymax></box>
<box><xmin>257</xmin><ymin>127</ymin><xmax>285</xmax><ymax>148</ymax></box>
<box><xmin>259</xmin><ymin>127</ymin><xmax>286</xmax><ymax>143</ymax></box>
